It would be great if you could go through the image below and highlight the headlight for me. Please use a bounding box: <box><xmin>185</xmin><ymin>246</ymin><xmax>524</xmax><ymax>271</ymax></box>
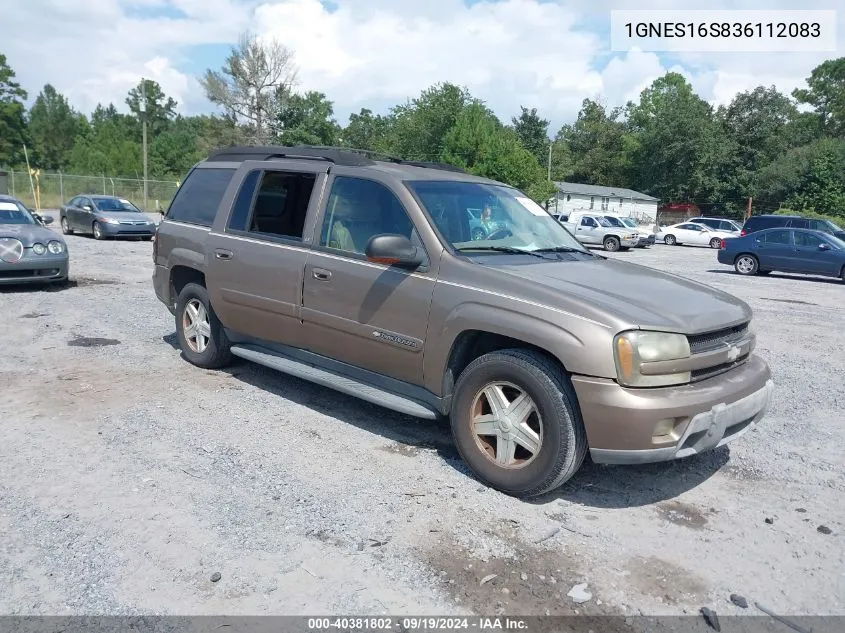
<box><xmin>614</xmin><ymin>330</ymin><xmax>691</xmax><ymax>387</ymax></box>
<box><xmin>101</xmin><ymin>217</ymin><xmax>120</xmax><ymax>224</ymax></box>
<box><xmin>48</xmin><ymin>240</ymin><xmax>64</xmax><ymax>254</ymax></box>
<box><xmin>32</xmin><ymin>243</ymin><xmax>46</xmax><ymax>255</ymax></box>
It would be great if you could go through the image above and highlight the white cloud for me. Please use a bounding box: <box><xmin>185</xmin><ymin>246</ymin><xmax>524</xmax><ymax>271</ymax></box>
<box><xmin>1</xmin><ymin>0</ymin><xmax>843</xmax><ymax>131</ymax></box>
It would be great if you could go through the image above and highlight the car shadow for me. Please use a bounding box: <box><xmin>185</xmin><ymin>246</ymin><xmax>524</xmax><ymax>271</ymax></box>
<box><xmin>706</xmin><ymin>269</ymin><xmax>843</xmax><ymax>284</ymax></box>
<box><xmin>1</xmin><ymin>279</ymin><xmax>75</xmax><ymax>293</ymax></box>
<box><xmin>162</xmin><ymin>331</ymin><xmax>729</xmax><ymax>508</ymax></box>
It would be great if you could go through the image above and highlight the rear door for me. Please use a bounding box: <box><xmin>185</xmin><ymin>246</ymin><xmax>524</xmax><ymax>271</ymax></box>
<box><xmin>300</xmin><ymin>172</ymin><xmax>438</xmax><ymax>385</ymax></box>
<box><xmin>674</xmin><ymin>223</ymin><xmax>699</xmax><ymax>244</ymax></box>
<box><xmin>205</xmin><ymin>161</ymin><xmax>329</xmax><ymax>347</ymax></box>
<box><xmin>755</xmin><ymin>229</ymin><xmax>793</xmax><ymax>270</ymax></box>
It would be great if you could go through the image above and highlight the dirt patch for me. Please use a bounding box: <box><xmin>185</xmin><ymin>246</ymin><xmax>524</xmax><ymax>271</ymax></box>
<box><xmin>68</xmin><ymin>337</ymin><xmax>121</xmax><ymax>347</ymax></box>
<box><xmin>762</xmin><ymin>297</ymin><xmax>818</xmax><ymax>306</ymax></box>
<box><xmin>73</xmin><ymin>276</ymin><xmax>120</xmax><ymax>286</ymax></box>
<box><xmin>656</xmin><ymin>501</ymin><xmax>711</xmax><ymax>530</ymax></box>
<box><xmin>20</xmin><ymin>312</ymin><xmax>49</xmax><ymax>319</ymax></box>
<box><xmin>626</xmin><ymin>556</ymin><xmax>706</xmax><ymax>605</ymax></box>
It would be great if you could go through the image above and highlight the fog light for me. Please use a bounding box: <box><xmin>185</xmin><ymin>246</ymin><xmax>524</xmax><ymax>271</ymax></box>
<box><xmin>652</xmin><ymin>417</ymin><xmax>685</xmax><ymax>444</ymax></box>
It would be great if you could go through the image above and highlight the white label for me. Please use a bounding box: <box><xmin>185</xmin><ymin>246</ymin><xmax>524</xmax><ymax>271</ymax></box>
<box><xmin>0</xmin><ymin>202</ymin><xmax>20</xmax><ymax>211</ymax></box>
<box><xmin>515</xmin><ymin>197</ymin><xmax>549</xmax><ymax>217</ymax></box>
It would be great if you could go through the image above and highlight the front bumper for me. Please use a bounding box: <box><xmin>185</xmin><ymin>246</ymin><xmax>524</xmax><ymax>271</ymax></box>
<box><xmin>100</xmin><ymin>222</ymin><xmax>156</xmax><ymax>236</ymax></box>
<box><xmin>572</xmin><ymin>355</ymin><xmax>773</xmax><ymax>464</ymax></box>
<box><xmin>637</xmin><ymin>235</ymin><xmax>656</xmax><ymax>247</ymax></box>
<box><xmin>620</xmin><ymin>237</ymin><xmax>639</xmax><ymax>248</ymax></box>
<box><xmin>0</xmin><ymin>254</ymin><xmax>69</xmax><ymax>285</ymax></box>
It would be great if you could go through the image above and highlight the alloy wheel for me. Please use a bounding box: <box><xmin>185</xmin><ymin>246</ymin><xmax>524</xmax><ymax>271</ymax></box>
<box><xmin>182</xmin><ymin>298</ymin><xmax>212</xmax><ymax>353</ymax></box>
<box><xmin>470</xmin><ymin>382</ymin><xmax>543</xmax><ymax>469</ymax></box>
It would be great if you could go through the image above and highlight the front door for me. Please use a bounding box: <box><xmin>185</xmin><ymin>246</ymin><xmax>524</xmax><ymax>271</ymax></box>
<box><xmin>71</xmin><ymin>197</ymin><xmax>94</xmax><ymax>231</ymax></box>
<box><xmin>792</xmin><ymin>231</ymin><xmax>840</xmax><ymax>275</ymax></box>
<box><xmin>301</xmin><ymin>175</ymin><xmax>436</xmax><ymax>385</ymax></box>
<box><xmin>205</xmin><ymin>163</ymin><xmax>328</xmax><ymax>347</ymax></box>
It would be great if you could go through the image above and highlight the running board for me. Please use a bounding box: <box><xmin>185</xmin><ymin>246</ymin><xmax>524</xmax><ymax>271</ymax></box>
<box><xmin>230</xmin><ymin>345</ymin><xmax>440</xmax><ymax>420</ymax></box>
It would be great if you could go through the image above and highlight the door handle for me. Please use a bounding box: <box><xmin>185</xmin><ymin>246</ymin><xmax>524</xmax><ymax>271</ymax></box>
<box><xmin>313</xmin><ymin>268</ymin><xmax>332</xmax><ymax>281</ymax></box>
<box><xmin>214</xmin><ymin>249</ymin><xmax>233</xmax><ymax>260</ymax></box>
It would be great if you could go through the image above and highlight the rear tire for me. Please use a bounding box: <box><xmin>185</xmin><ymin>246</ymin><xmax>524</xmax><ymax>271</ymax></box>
<box><xmin>735</xmin><ymin>254</ymin><xmax>759</xmax><ymax>276</ymax></box>
<box><xmin>175</xmin><ymin>282</ymin><xmax>232</xmax><ymax>369</ymax></box>
<box><xmin>664</xmin><ymin>234</ymin><xmax>677</xmax><ymax>246</ymax></box>
<box><xmin>61</xmin><ymin>217</ymin><xmax>73</xmax><ymax>235</ymax></box>
<box><xmin>709</xmin><ymin>237</ymin><xmax>722</xmax><ymax>249</ymax></box>
<box><xmin>603</xmin><ymin>236</ymin><xmax>621</xmax><ymax>252</ymax></box>
<box><xmin>450</xmin><ymin>349</ymin><xmax>587</xmax><ymax>498</ymax></box>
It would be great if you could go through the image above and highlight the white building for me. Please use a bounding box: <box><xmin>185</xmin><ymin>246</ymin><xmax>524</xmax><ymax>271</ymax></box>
<box><xmin>549</xmin><ymin>182</ymin><xmax>658</xmax><ymax>222</ymax></box>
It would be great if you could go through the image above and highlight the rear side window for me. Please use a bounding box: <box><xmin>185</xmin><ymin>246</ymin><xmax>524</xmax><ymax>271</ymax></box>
<box><xmin>762</xmin><ymin>230</ymin><xmax>791</xmax><ymax>244</ymax></box>
<box><xmin>228</xmin><ymin>170</ymin><xmax>262</xmax><ymax>232</ymax></box>
<box><xmin>248</xmin><ymin>171</ymin><xmax>317</xmax><ymax>241</ymax></box>
<box><xmin>167</xmin><ymin>168</ymin><xmax>235</xmax><ymax>227</ymax></box>
<box><xmin>745</xmin><ymin>216</ymin><xmax>783</xmax><ymax>232</ymax></box>
<box><xmin>790</xmin><ymin>218</ymin><xmax>810</xmax><ymax>229</ymax></box>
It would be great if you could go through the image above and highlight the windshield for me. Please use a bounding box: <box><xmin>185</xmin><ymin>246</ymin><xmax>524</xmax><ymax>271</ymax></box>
<box><xmin>620</xmin><ymin>217</ymin><xmax>638</xmax><ymax>228</ymax></box>
<box><xmin>603</xmin><ymin>216</ymin><xmax>624</xmax><ymax>227</ymax></box>
<box><xmin>0</xmin><ymin>201</ymin><xmax>36</xmax><ymax>225</ymax></box>
<box><xmin>93</xmin><ymin>197</ymin><xmax>140</xmax><ymax>212</ymax></box>
<box><xmin>408</xmin><ymin>181</ymin><xmax>588</xmax><ymax>255</ymax></box>
<box><xmin>824</xmin><ymin>219</ymin><xmax>842</xmax><ymax>231</ymax></box>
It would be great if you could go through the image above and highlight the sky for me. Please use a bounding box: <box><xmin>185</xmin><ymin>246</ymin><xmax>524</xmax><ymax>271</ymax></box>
<box><xmin>2</xmin><ymin>0</ymin><xmax>842</xmax><ymax>131</ymax></box>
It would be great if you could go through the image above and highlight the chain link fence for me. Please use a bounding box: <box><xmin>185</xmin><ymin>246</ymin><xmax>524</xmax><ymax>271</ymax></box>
<box><xmin>3</xmin><ymin>169</ymin><xmax>180</xmax><ymax>212</ymax></box>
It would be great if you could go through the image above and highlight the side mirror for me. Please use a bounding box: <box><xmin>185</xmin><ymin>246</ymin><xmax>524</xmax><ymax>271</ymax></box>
<box><xmin>83</xmin><ymin>205</ymin><xmax>93</xmax><ymax>212</ymax></box>
<box><xmin>365</xmin><ymin>234</ymin><xmax>424</xmax><ymax>268</ymax></box>
<box><xmin>42</xmin><ymin>215</ymin><xmax>54</xmax><ymax>225</ymax></box>
<box><xmin>818</xmin><ymin>243</ymin><xmax>830</xmax><ymax>251</ymax></box>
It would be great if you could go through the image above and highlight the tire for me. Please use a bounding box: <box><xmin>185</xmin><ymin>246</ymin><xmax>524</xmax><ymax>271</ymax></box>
<box><xmin>175</xmin><ymin>282</ymin><xmax>233</xmax><ymax>369</ymax></box>
<box><xmin>734</xmin><ymin>254</ymin><xmax>759</xmax><ymax>276</ymax></box>
<box><xmin>92</xmin><ymin>221</ymin><xmax>105</xmax><ymax>240</ymax></box>
<box><xmin>603</xmin><ymin>236</ymin><xmax>621</xmax><ymax>252</ymax></box>
<box><xmin>664</xmin><ymin>234</ymin><xmax>677</xmax><ymax>246</ymax></box>
<box><xmin>840</xmin><ymin>266</ymin><xmax>845</xmax><ymax>283</ymax></box>
<box><xmin>450</xmin><ymin>349</ymin><xmax>587</xmax><ymax>498</ymax></box>
<box><xmin>709</xmin><ymin>237</ymin><xmax>722</xmax><ymax>249</ymax></box>
<box><xmin>61</xmin><ymin>217</ymin><xmax>73</xmax><ymax>235</ymax></box>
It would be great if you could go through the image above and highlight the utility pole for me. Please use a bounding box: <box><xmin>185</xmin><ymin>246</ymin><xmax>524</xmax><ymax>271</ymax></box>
<box><xmin>746</xmin><ymin>196</ymin><xmax>753</xmax><ymax>220</ymax></box>
<box><xmin>547</xmin><ymin>143</ymin><xmax>552</xmax><ymax>181</ymax></box>
<box><xmin>141</xmin><ymin>79</ymin><xmax>149</xmax><ymax>212</ymax></box>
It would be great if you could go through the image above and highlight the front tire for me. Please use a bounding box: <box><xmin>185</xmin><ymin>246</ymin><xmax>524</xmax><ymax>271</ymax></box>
<box><xmin>603</xmin><ymin>236</ymin><xmax>621</xmax><ymax>252</ymax></box>
<box><xmin>175</xmin><ymin>283</ymin><xmax>232</xmax><ymax>369</ymax></box>
<box><xmin>92</xmin><ymin>221</ymin><xmax>105</xmax><ymax>240</ymax></box>
<box><xmin>450</xmin><ymin>349</ymin><xmax>587</xmax><ymax>498</ymax></box>
<box><xmin>664</xmin><ymin>234</ymin><xmax>677</xmax><ymax>246</ymax></box>
<box><xmin>709</xmin><ymin>237</ymin><xmax>722</xmax><ymax>249</ymax></box>
<box><xmin>61</xmin><ymin>217</ymin><xmax>73</xmax><ymax>235</ymax></box>
<box><xmin>735</xmin><ymin>254</ymin><xmax>759</xmax><ymax>276</ymax></box>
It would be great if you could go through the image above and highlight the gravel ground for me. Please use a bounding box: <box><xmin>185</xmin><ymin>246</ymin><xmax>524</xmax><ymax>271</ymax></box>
<box><xmin>1</xmin><ymin>219</ymin><xmax>843</xmax><ymax>619</ymax></box>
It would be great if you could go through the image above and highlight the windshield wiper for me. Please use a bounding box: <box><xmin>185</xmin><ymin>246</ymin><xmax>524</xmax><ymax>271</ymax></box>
<box><xmin>535</xmin><ymin>246</ymin><xmax>594</xmax><ymax>256</ymax></box>
<box><xmin>456</xmin><ymin>246</ymin><xmax>552</xmax><ymax>259</ymax></box>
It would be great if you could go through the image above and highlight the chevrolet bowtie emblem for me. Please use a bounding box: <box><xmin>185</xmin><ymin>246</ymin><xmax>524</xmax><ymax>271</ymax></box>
<box><xmin>726</xmin><ymin>343</ymin><xmax>740</xmax><ymax>362</ymax></box>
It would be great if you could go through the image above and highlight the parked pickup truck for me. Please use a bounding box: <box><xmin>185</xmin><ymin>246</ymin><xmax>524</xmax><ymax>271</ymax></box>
<box><xmin>562</xmin><ymin>211</ymin><xmax>639</xmax><ymax>252</ymax></box>
<box><xmin>153</xmin><ymin>145</ymin><xmax>773</xmax><ymax>497</ymax></box>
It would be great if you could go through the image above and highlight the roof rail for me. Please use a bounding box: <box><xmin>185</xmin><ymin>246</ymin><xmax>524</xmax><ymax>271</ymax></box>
<box><xmin>206</xmin><ymin>145</ymin><xmax>467</xmax><ymax>173</ymax></box>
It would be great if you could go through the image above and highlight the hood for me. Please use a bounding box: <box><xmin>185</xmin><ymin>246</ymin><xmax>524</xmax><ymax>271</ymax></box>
<box><xmin>0</xmin><ymin>223</ymin><xmax>65</xmax><ymax>247</ymax></box>
<box><xmin>494</xmin><ymin>257</ymin><xmax>751</xmax><ymax>333</ymax></box>
<box><xmin>95</xmin><ymin>211</ymin><xmax>152</xmax><ymax>223</ymax></box>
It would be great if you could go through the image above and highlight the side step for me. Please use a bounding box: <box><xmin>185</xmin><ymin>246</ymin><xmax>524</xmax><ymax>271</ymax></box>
<box><xmin>230</xmin><ymin>345</ymin><xmax>440</xmax><ymax>420</ymax></box>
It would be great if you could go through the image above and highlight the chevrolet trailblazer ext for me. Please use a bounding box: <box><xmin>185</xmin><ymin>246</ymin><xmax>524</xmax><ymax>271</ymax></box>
<box><xmin>153</xmin><ymin>146</ymin><xmax>773</xmax><ymax>497</ymax></box>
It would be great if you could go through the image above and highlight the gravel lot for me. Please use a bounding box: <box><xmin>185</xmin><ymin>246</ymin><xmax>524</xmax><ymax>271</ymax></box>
<box><xmin>1</xmin><ymin>218</ymin><xmax>843</xmax><ymax>620</ymax></box>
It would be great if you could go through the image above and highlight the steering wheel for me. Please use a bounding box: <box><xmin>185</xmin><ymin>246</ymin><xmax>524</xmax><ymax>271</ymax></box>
<box><xmin>486</xmin><ymin>228</ymin><xmax>513</xmax><ymax>240</ymax></box>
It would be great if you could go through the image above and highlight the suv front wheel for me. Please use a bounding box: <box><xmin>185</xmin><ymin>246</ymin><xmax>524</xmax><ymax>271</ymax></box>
<box><xmin>175</xmin><ymin>282</ymin><xmax>233</xmax><ymax>369</ymax></box>
<box><xmin>450</xmin><ymin>349</ymin><xmax>587</xmax><ymax>498</ymax></box>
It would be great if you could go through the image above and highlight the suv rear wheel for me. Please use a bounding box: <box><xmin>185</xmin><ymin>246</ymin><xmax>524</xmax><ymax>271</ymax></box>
<box><xmin>175</xmin><ymin>282</ymin><xmax>233</xmax><ymax>368</ymax></box>
<box><xmin>450</xmin><ymin>349</ymin><xmax>587</xmax><ymax>498</ymax></box>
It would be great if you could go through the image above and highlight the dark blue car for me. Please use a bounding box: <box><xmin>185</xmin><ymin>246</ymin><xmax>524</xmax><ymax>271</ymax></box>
<box><xmin>717</xmin><ymin>228</ymin><xmax>845</xmax><ymax>282</ymax></box>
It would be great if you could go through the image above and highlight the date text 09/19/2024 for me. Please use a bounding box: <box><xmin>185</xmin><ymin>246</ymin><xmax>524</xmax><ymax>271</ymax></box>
<box><xmin>307</xmin><ymin>617</ymin><xmax>529</xmax><ymax>631</ymax></box>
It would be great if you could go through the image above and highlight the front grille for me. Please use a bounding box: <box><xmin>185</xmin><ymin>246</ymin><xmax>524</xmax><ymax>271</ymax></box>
<box><xmin>0</xmin><ymin>268</ymin><xmax>57</xmax><ymax>279</ymax></box>
<box><xmin>118</xmin><ymin>221</ymin><xmax>148</xmax><ymax>225</ymax></box>
<box><xmin>691</xmin><ymin>354</ymin><xmax>750</xmax><ymax>382</ymax></box>
<box><xmin>687</xmin><ymin>322</ymin><xmax>749</xmax><ymax>354</ymax></box>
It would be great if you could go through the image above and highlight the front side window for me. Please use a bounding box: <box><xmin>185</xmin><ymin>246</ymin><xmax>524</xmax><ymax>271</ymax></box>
<box><xmin>794</xmin><ymin>231</ymin><xmax>824</xmax><ymax>248</ymax></box>
<box><xmin>320</xmin><ymin>177</ymin><xmax>414</xmax><ymax>255</ymax></box>
<box><xmin>790</xmin><ymin>218</ymin><xmax>810</xmax><ymax>229</ymax></box>
<box><xmin>408</xmin><ymin>180</ymin><xmax>587</xmax><ymax>256</ymax></box>
<box><xmin>581</xmin><ymin>217</ymin><xmax>597</xmax><ymax>227</ymax></box>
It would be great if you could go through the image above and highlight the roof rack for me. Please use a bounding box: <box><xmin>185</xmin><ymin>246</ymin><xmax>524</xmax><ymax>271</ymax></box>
<box><xmin>206</xmin><ymin>145</ymin><xmax>467</xmax><ymax>173</ymax></box>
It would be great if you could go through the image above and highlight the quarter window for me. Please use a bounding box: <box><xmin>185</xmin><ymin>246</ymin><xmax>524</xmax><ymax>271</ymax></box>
<box><xmin>167</xmin><ymin>168</ymin><xmax>235</xmax><ymax>227</ymax></box>
<box><xmin>320</xmin><ymin>177</ymin><xmax>415</xmax><ymax>255</ymax></box>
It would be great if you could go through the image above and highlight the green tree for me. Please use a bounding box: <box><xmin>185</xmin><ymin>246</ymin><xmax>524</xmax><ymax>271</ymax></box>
<box><xmin>512</xmin><ymin>106</ymin><xmax>550</xmax><ymax>166</ymax></box>
<box><xmin>126</xmin><ymin>78</ymin><xmax>177</xmax><ymax>135</ymax></box>
<box><xmin>792</xmin><ymin>57</ymin><xmax>845</xmax><ymax>136</ymax></box>
<box><xmin>276</xmin><ymin>91</ymin><xmax>340</xmax><ymax>146</ymax></box>
<box><xmin>0</xmin><ymin>54</ymin><xmax>28</xmax><ymax>167</ymax></box>
<box><xmin>391</xmin><ymin>83</ymin><xmax>474</xmax><ymax>161</ymax></box>
<box><xmin>626</xmin><ymin>73</ymin><xmax>728</xmax><ymax>202</ymax></box>
<box><xmin>28</xmin><ymin>84</ymin><xmax>81</xmax><ymax>170</ymax></box>
<box><xmin>342</xmin><ymin>108</ymin><xmax>394</xmax><ymax>153</ymax></box>
<box><xmin>558</xmin><ymin>99</ymin><xmax>632</xmax><ymax>187</ymax></box>
<box><xmin>441</xmin><ymin>102</ymin><xmax>544</xmax><ymax>193</ymax></box>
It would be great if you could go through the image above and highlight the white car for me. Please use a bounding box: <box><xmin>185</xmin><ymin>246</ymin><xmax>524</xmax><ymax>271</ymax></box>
<box><xmin>657</xmin><ymin>222</ymin><xmax>735</xmax><ymax>248</ymax></box>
